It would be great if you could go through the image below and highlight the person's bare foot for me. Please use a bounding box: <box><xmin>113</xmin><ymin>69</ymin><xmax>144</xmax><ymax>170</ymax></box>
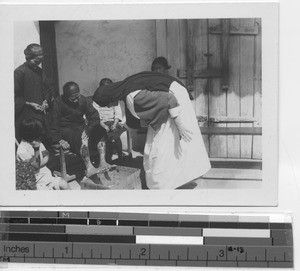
<box><xmin>97</xmin><ymin>162</ymin><xmax>116</xmax><ymax>173</ymax></box>
<box><xmin>80</xmin><ymin>177</ymin><xmax>112</xmax><ymax>190</ymax></box>
<box><xmin>86</xmin><ymin>166</ymin><xmax>102</xmax><ymax>178</ymax></box>
<box><xmin>86</xmin><ymin>164</ymin><xmax>116</xmax><ymax>177</ymax></box>
<box><xmin>97</xmin><ymin>141</ymin><xmax>116</xmax><ymax>172</ymax></box>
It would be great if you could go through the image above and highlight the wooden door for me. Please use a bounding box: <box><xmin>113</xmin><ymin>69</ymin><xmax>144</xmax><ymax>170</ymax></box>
<box><xmin>156</xmin><ymin>18</ymin><xmax>262</xmax><ymax>159</ymax></box>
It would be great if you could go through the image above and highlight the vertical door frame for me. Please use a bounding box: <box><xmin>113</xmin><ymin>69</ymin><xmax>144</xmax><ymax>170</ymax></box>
<box><xmin>39</xmin><ymin>21</ymin><xmax>59</xmax><ymax>96</ymax></box>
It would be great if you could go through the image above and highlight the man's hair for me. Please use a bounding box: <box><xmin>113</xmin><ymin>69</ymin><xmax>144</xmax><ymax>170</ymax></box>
<box><xmin>19</xmin><ymin>118</ymin><xmax>43</xmax><ymax>143</ymax></box>
<box><xmin>63</xmin><ymin>81</ymin><xmax>79</xmax><ymax>96</ymax></box>
<box><xmin>151</xmin><ymin>56</ymin><xmax>171</xmax><ymax>71</ymax></box>
<box><xmin>99</xmin><ymin>78</ymin><xmax>113</xmax><ymax>87</ymax></box>
<box><xmin>24</xmin><ymin>44</ymin><xmax>43</xmax><ymax>61</ymax></box>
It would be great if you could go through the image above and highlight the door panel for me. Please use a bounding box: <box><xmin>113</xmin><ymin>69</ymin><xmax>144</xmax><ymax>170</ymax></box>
<box><xmin>227</xmin><ymin>18</ymin><xmax>241</xmax><ymax>158</ymax></box>
<box><xmin>208</xmin><ymin>19</ymin><xmax>227</xmax><ymax>158</ymax></box>
<box><xmin>166</xmin><ymin>20</ymin><xmax>182</xmax><ymax>79</ymax></box>
<box><xmin>252</xmin><ymin>18</ymin><xmax>262</xmax><ymax>159</ymax></box>
<box><xmin>193</xmin><ymin>19</ymin><xmax>210</xmax><ymax>154</ymax></box>
<box><xmin>239</xmin><ymin>18</ymin><xmax>255</xmax><ymax>158</ymax></box>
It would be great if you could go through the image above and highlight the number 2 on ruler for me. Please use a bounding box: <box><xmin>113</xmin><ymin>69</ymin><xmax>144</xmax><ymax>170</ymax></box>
<box><xmin>140</xmin><ymin>248</ymin><xmax>147</xmax><ymax>256</ymax></box>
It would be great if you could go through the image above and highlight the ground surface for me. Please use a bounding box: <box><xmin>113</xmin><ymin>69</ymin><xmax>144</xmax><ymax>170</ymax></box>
<box><xmin>47</xmin><ymin>151</ymin><xmax>262</xmax><ymax>190</ymax></box>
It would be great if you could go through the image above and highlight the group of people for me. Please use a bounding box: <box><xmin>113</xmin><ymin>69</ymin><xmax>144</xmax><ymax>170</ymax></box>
<box><xmin>15</xmin><ymin>43</ymin><xmax>211</xmax><ymax>190</ymax></box>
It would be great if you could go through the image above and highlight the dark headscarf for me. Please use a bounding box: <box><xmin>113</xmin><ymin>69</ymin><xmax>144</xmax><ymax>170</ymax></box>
<box><xmin>93</xmin><ymin>71</ymin><xmax>190</xmax><ymax>106</ymax></box>
<box><xmin>93</xmin><ymin>71</ymin><xmax>192</xmax><ymax>129</ymax></box>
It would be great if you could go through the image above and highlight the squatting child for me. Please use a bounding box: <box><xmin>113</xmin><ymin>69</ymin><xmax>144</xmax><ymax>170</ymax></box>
<box><xmin>16</xmin><ymin>118</ymin><xmax>70</xmax><ymax>190</ymax></box>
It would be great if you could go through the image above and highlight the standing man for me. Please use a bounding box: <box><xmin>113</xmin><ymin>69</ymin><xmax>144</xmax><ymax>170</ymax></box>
<box><xmin>14</xmin><ymin>43</ymin><xmax>53</xmax><ymax>142</ymax></box>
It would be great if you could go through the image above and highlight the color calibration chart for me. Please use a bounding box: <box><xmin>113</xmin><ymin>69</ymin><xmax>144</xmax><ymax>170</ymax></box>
<box><xmin>0</xmin><ymin>211</ymin><xmax>293</xmax><ymax>268</ymax></box>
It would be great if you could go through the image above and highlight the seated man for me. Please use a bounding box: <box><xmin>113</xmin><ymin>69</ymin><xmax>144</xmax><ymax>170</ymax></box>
<box><xmin>48</xmin><ymin>81</ymin><xmax>110</xmax><ymax>177</ymax></box>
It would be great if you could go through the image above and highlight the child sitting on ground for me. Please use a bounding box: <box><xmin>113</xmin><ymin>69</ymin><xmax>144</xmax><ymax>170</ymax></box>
<box><xmin>16</xmin><ymin>118</ymin><xmax>70</xmax><ymax>190</ymax></box>
<box><xmin>92</xmin><ymin>78</ymin><xmax>126</xmax><ymax>163</ymax></box>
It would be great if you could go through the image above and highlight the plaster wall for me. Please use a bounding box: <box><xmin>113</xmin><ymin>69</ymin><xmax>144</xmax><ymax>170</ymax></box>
<box><xmin>14</xmin><ymin>21</ymin><xmax>40</xmax><ymax>68</ymax></box>
<box><xmin>55</xmin><ymin>20</ymin><xmax>156</xmax><ymax>96</ymax></box>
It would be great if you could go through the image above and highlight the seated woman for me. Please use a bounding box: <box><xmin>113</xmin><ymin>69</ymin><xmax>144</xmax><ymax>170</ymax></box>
<box><xmin>16</xmin><ymin>118</ymin><xmax>70</xmax><ymax>190</ymax></box>
<box><xmin>93</xmin><ymin>72</ymin><xmax>211</xmax><ymax>189</ymax></box>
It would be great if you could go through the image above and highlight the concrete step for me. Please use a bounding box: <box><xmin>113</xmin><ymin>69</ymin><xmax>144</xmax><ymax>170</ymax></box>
<box><xmin>210</xmin><ymin>158</ymin><xmax>262</xmax><ymax>170</ymax></box>
<box><xmin>201</xmin><ymin>168</ymin><xmax>262</xmax><ymax>181</ymax></box>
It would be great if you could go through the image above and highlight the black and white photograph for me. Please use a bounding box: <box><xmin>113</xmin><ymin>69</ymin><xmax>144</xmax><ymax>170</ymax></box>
<box><xmin>0</xmin><ymin>2</ymin><xmax>279</xmax><ymax>206</ymax></box>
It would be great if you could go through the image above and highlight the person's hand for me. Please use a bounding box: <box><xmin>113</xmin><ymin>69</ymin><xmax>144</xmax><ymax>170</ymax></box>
<box><xmin>28</xmin><ymin>102</ymin><xmax>43</xmax><ymax>111</ymax></box>
<box><xmin>100</xmin><ymin>122</ymin><xmax>110</xmax><ymax>132</ymax></box>
<box><xmin>31</xmin><ymin>140</ymin><xmax>41</xmax><ymax>149</ymax></box>
<box><xmin>104</xmin><ymin>125</ymin><xmax>110</xmax><ymax>132</ymax></box>
<box><xmin>111</xmin><ymin>124</ymin><xmax>117</xmax><ymax>131</ymax></box>
<box><xmin>59</xmin><ymin>139</ymin><xmax>70</xmax><ymax>150</ymax></box>
<box><xmin>41</xmin><ymin>100</ymin><xmax>49</xmax><ymax>111</ymax></box>
<box><xmin>81</xmin><ymin>130</ymin><xmax>89</xmax><ymax>142</ymax></box>
<box><xmin>174</xmin><ymin>115</ymin><xmax>193</xmax><ymax>142</ymax></box>
<box><xmin>178</xmin><ymin>127</ymin><xmax>193</xmax><ymax>142</ymax></box>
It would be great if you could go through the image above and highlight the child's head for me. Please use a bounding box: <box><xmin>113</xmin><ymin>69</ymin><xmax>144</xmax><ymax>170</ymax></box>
<box><xmin>19</xmin><ymin>118</ymin><xmax>43</xmax><ymax>143</ymax></box>
<box><xmin>151</xmin><ymin>57</ymin><xmax>171</xmax><ymax>74</ymax></box>
<box><xmin>99</xmin><ymin>78</ymin><xmax>113</xmax><ymax>87</ymax></box>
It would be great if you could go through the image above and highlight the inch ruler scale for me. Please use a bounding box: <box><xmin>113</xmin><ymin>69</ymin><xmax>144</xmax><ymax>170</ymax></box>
<box><xmin>0</xmin><ymin>211</ymin><xmax>293</xmax><ymax>268</ymax></box>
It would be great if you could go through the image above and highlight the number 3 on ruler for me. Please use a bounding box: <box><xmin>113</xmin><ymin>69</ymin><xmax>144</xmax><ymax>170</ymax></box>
<box><xmin>219</xmin><ymin>250</ymin><xmax>225</xmax><ymax>257</ymax></box>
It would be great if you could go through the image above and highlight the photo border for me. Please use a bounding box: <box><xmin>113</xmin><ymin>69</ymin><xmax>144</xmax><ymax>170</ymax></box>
<box><xmin>0</xmin><ymin>2</ymin><xmax>279</xmax><ymax>206</ymax></box>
